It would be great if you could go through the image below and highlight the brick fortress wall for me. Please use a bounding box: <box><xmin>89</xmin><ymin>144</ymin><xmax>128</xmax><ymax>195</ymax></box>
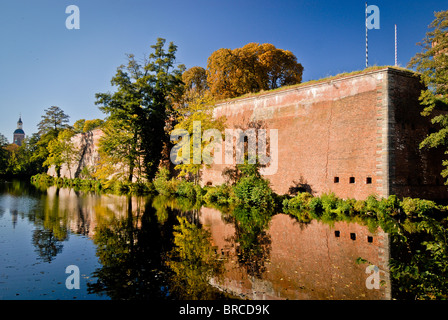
<box><xmin>201</xmin><ymin>67</ymin><xmax>448</xmax><ymax>200</ymax></box>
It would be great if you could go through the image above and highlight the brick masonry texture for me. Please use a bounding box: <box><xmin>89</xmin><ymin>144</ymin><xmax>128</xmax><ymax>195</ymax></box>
<box><xmin>201</xmin><ymin>67</ymin><xmax>448</xmax><ymax>200</ymax></box>
<box><xmin>202</xmin><ymin>208</ymin><xmax>390</xmax><ymax>300</ymax></box>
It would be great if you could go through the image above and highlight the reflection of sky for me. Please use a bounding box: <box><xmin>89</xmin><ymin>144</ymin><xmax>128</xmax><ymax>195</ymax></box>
<box><xmin>0</xmin><ymin>194</ymin><xmax>107</xmax><ymax>300</ymax></box>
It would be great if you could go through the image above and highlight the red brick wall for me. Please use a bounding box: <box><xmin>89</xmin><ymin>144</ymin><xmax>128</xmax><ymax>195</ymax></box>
<box><xmin>201</xmin><ymin>68</ymin><xmax>448</xmax><ymax>200</ymax></box>
<box><xmin>201</xmin><ymin>208</ymin><xmax>390</xmax><ymax>300</ymax></box>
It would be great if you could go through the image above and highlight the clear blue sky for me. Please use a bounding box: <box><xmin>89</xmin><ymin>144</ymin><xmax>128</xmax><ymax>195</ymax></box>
<box><xmin>0</xmin><ymin>0</ymin><xmax>446</xmax><ymax>142</ymax></box>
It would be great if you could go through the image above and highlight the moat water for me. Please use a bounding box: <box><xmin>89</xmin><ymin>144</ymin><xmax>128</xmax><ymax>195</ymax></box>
<box><xmin>0</xmin><ymin>179</ymin><xmax>441</xmax><ymax>300</ymax></box>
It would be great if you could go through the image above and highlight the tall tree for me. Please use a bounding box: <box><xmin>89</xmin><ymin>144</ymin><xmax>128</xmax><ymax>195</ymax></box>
<box><xmin>171</xmin><ymin>93</ymin><xmax>225</xmax><ymax>183</ymax></box>
<box><xmin>35</xmin><ymin>106</ymin><xmax>71</xmax><ymax>171</ymax></box>
<box><xmin>94</xmin><ymin>118</ymin><xmax>142</xmax><ymax>182</ymax></box>
<box><xmin>96</xmin><ymin>38</ymin><xmax>184</xmax><ymax>182</ymax></box>
<box><xmin>37</xmin><ymin>106</ymin><xmax>70</xmax><ymax>136</ymax></box>
<box><xmin>206</xmin><ymin>42</ymin><xmax>303</xmax><ymax>100</ymax></box>
<box><xmin>408</xmin><ymin>10</ymin><xmax>448</xmax><ymax>182</ymax></box>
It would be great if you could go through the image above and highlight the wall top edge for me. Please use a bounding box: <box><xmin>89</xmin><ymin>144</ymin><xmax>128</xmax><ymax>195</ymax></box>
<box><xmin>215</xmin><ymin>67</ymin><xmax>418</xmax><ymax>107</ymax></box>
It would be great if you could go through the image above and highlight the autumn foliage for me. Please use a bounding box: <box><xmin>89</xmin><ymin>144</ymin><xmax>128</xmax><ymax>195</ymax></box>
<box><xmin>184</xmin><ymin>43</ymin><xmax>304</xmax><ymax>101</ymax></box>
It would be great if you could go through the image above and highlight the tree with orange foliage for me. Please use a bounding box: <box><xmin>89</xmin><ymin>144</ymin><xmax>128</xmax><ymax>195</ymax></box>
<box><xmin>204</xmin><ymin>43</ymin><xmax>303</xmax><ymax>100</ymax></box>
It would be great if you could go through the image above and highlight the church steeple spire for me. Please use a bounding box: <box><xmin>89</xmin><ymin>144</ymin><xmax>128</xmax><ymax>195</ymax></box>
<box><xmin>13</xmin><ymin>114</ymin><xmax>25</xmax><ymax>146</ymax></box>
<box><xmin>17</xmin><ymin>114</ymin><xmax>23</xmax><ymax>130</ymax></box>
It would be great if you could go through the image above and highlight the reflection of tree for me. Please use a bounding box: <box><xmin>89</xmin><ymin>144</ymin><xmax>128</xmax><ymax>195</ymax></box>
<box><xmin>389</xmin><ymin>214</ymin><xmax>448</xmax><ymax>300</ymax></box>
<box><xmin>88</xmin><ymin>196</ymin><xmax>176</xmax><ymax>299</ymax></box>
<box><xmin>151</xmin><ymin>195</ymin><xmax>201</xmax><ymax>225</ymax></box>
<box><xmin>32</xmin><ymin>228</ymin><xmax>64</xmax><ymax>262</ymax></box>
<box><xmin>28</xmin><ymin>186</ymin><xmax>68</xmax><ymax>261</ymax></box>
<box><xmin>230</xmin><ymin>205</ymin><xmax>272</xmax><ymax>279</ymax></box>
<box><xmin>167</xmin><ymin>216</ymin><xmax>229</xmax><ymax>299</ymax></box>
<box><xmin>1</xmin><ymin>179</ymin><xmax>41</xmax><ymax>197</ymax></box>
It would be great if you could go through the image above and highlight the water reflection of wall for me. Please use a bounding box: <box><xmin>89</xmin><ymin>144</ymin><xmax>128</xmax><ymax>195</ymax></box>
<box><xmin>46</xmin><ymin>187</ymin><xmax>143</xmax><ymax>237</ymax></box>
<box><xmin>200</xmin><ymin>208</ymin><xmax>390</xmax><ymax>300</ymax></box>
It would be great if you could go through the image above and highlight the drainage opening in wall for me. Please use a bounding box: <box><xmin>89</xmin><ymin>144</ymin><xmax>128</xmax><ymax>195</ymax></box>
<box><xmin>335</xmin><ymin>230</ymin><xmax>340</xmax><ymax>237</ymax></box>
<box><xmin>368</xmin><ymin>236</ymin><xmax>373</xmax><ymax>243</ymax></box>
<box><xmin>350</xmin><ymin>233</ymin><xmax>356</xmax><ymax>240</ymax></box>
<box><xmin>334</xmin><ymin>177</ymin><xmax>339</xmax><ymax>183</ymax></box>
<box><xmin>366</xmin><ymin>177</ymin><xmax>372</xmax><ymax>184</ymax></box>
<box><xmin>349</xmin><ymin>177</ymin><xmax>355</xmax><ymax>184</ymax></box>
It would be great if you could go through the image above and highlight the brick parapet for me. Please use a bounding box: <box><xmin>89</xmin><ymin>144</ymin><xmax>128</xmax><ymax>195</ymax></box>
<box><xmin>201</xmin><ymin>67</ymin><xmax>448</xmax><ymax>201</ymax></box>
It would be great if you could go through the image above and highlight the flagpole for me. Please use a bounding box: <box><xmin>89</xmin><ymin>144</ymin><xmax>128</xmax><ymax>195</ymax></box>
<box><xmin>365</xmin><ymin>2</ymin><xmax>368</xmax><ymax>68</ymax></box>
<box><xmin>395</xmin><ymin>24</ymin><xmax>398</xmax><ymax>66</ymax></box>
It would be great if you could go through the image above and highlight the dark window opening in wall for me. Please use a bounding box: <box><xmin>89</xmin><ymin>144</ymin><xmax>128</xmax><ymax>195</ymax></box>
<box><xmin>335</xmin><ymin>231</ymin><xmax>340</xmax><ymax>237</ymax></box>
<box><xmin>366</xmin><ymin>177</ymin><xmax>372</xmax><ymax>184</ymax></box>
<box><xmin>349</xmin><ymin>177</ymin><xmax>355</xmax><ymax>184</ymax></box>
<box><xmin>367</xmin><ymin>236</ymin><xmax>373</xmax><ymax>243</ymax></box>
<box><xmin>350</xmin><ymin>233</ymin><xmax>356</xmax><ymax>240</ymax></box>
<box><xmin>206</xmin><ymin>181</ymin><xmax>213</xmax><ymax>186</ymax></box>
<box><xmin>334</xmin><ymin>177</ymin><xmax>339</xmax><ymax>183</ymax></box>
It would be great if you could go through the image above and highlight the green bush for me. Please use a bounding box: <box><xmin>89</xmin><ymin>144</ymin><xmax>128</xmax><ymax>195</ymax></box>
<box><xmin>320</xmin><ymin>193</ymin><xmax>338</xmax><ymax>213</ymax></box>
<box><xmin>176</xmin><ymin>180</ymin><xmax>196</xmax><ymax>199</ymax></box>
<box><xmin>204</xmin><ymin>184</ymin><xmax>234</xmax><ymax>205</ymax></box>
<box><xmin>284</xmin><ymin>192</ymin><xmax>313</xmax><ymax>210</ymax></box>
<box><xmin>194</xmin><ymin>184</ymin><xmax>206</xmax><ymax>200</ymax></box>
<box><xmin>401</xmin><ymin>197</ymin><xmax>438</xmax><ymax>217</ymax></box>
<box><xmin>365</xmin><ymin>195</ymin><xmax>379</xmax><ymax>214</ymax></box>
<box><xmin>334</xmin><ymin>199</ymin><xmax>354</xmax><ymax>218</ymax></box>
<box><xmin>114</xmin><ymin>180</ymin><xmax>131</xmax><ymax>194</ymax></box>
<box><xmin>130</xmin><ymin>182</ymin><xmax>151</xmax><ymax>194</ymax></box>
<box><xmin>233</xmin><ymin>175</ymin><xmax>275</xmax><ymax>208</ymax></box>
<box><xmin>153</xmin><ymin>168</ymin><xmax>178</xmax><ymax>196</ymax></box>
<box><xmin>308</xmin><ymin>197</ymin><xmax>323</xmax><ymax>217</ymax></box>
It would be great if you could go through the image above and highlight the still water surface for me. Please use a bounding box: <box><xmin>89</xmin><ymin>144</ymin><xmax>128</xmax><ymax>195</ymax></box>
<box><xmin>0</xmin><ymin>180</ymin><xmax>392</xmax><ymax>300</ymax></box>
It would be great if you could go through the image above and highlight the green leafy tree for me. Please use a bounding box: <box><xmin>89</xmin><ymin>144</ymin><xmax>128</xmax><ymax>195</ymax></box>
<box><xmin>83</xmin><ymin>119</ymin><xmax>104</xmax><ymax>132</ymax></box>
<box><xmin>35</xmin><ymin>106</ymin><xmax>71</xmax><ymax>171</ymax></box>
<box><xmin>95</xmin><ymin>38</ymin><xmax>185</xmax><ymax>182</ymax></box>
<box><xmin>74</xmin><ymin>118</ymin><xmax>104</xmax><ymax>133</ymax></box>
<box><xmin>37</xmin><ymin>106</ymin><xmax>70</xmax><ymax>136</ymax></box>
<box><xmin>408</xmin><ymin>10</ymin><xmax>448</xmax><ymax>182</ymax></box>
<box><xmin>0</xmin><ymin>133</ymin><xmax>9</xmax><ymax>174</ymax></box>
<box><xmin>4</xmin><ymin>144</ymin><xmax>20</xmax><ymax>174</ymax></box>
<box><xmin>94</xmin><ymin>118</ymin><xmax>143</xmax><ymax>182</ymax></box>
<box><xmin>43</xmin><ymin>129</ymin><xmax>79</xmax><ymax>177</ymax></box>
<box><xmin>73</xmin><ymin>119</ymin><xmax>86</xmax><ymax>134</ymax></box>
<box><xmin>171</xmin><ymin>93</ymin><xmax>226</xmax><ymax>183</ymax></box>
<box><xmin>14</xmin><ymin>134</ymin><xmax>44</xmax><ymax>176</ymax></box>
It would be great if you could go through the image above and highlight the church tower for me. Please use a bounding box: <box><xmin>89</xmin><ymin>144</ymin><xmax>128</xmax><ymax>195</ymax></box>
<box><xmin>13</xmin><ymin>116</ymin><xmax>25</xmax><ymax>146</ymax></box>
